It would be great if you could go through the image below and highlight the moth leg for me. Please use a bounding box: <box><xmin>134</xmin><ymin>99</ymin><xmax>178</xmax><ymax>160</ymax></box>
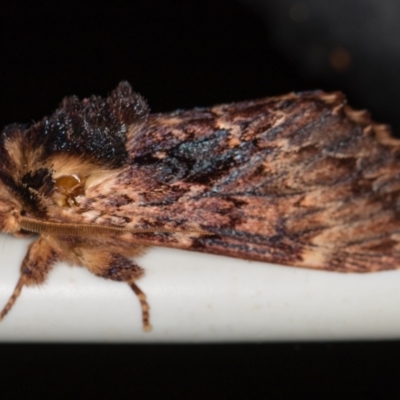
<box><xmin>129</xmin><ymin>281</ymin><xmax>151</xmax><ymax>331</ymax></box>
<box><xmin>79</xmin><ymin>248</ymin><xmax>151</xmax><ymax>331</ymax></box>
<box><xmin>0</xmin><ymin>237</ymin><xmax>58</xmax><ymax>321</ymax></box>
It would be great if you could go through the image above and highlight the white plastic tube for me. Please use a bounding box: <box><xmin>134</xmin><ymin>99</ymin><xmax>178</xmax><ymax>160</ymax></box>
<box><xmin>1</xmin><ymin>232</ymin><xmax>400</xmax><ymax>342</ymax></box>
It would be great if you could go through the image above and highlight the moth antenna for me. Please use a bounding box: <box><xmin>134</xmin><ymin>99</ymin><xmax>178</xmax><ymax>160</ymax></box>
<box><xmin>129</xmin><ymin>281</ymin><xmax>151</xmax><ymax>331</ymax></box>
<box><xmin>0</xmin><ymin>274</ymin><xmax>26</xmax><ymax>321</ymax></box>
<box><xmin>19</xmin><ymin>216</ymin><xmax>207</xmax><ymax>237</ymax></box>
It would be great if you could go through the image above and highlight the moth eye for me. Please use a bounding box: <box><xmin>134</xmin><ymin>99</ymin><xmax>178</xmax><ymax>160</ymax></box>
<box><xmin>53</xmin><ymin>174</ymin><xmax>85</xmax><ymax>207</ymax></box>
<box><xmin>54</xmin><ymin>174</ymin><xmax>81</xmax><ymax>189</ymax></box>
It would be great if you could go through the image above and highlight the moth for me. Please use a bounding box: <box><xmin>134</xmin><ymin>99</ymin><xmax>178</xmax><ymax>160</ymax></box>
<box><xmin>0</xmin><ymin>82</ymin><xmax>399</xmax><ymax>331</ymax></box>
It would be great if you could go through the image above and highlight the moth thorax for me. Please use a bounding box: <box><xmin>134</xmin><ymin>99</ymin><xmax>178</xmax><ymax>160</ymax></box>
<box><xmin>54</xmin><ymin>174</ymin><xmax>85</xmax><ymax>207</ymax></box>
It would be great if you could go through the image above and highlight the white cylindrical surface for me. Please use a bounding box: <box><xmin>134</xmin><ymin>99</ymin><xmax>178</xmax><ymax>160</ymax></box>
<box><xmin>1</xmin><ymin>233</ymin><xmax>400</xmax><ymax>342</ymax></box>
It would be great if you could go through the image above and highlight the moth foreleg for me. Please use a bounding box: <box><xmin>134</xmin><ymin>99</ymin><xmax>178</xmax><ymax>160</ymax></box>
<box><xmin>78</xmin><ymin>248</ymin><xmax>151</xmax><ymax>331</ymax></box>
<box><xmin>0</xmin><ymin>237</ymin><xmax>58</xmax><ymax>321</ymax></box>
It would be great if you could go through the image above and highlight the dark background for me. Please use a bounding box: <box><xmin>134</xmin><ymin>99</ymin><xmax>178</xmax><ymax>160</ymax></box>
<box><xmin>2</xmin><ymin>0</ymin><xmax>400</xmax><ymax>132</ymax></box>
<box><xmin>1</xmin><ymin>1</ymin><xmax>400</xmax><ymax>398</ymax></box>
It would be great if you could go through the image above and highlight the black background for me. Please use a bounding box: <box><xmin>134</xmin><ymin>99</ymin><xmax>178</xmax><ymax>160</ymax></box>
<box><xmin>1</xmin><ymin>1</ymin><xmax>400</xmax><ymax>398</ymax></box>
<box><xmin>3</xmin><ymin>0</ymin><xmax>400</xmax><ymax>132</ymax></box>
<box><xmin>1</xmin><ymin>343</ymin><xmax>400</xmax><ymax>399</ymax></box>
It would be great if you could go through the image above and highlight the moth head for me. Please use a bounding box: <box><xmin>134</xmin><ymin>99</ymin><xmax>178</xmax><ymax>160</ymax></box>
<box><xmin>0</xmin><ymin>123</ymin><xmax>54</xmax><ymax>234</ymax></box>
<box><xmin>0</xmin><ymin>182</ymin><xmax>23</xmax><ymax>234</ymax></box>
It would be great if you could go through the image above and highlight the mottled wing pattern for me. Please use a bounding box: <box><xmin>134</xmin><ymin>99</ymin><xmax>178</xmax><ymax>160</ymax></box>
<box><xmin>74</xmin><ymin>91</ymin><xmax>400</xmax><ymax>272</ymax></box>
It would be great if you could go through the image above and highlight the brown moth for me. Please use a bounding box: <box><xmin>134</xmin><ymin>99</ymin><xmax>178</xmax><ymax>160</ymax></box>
<box><xmin>0</xmin><ymin>82</ymin><xmax>399</xmax><ymax>331</ymax></box>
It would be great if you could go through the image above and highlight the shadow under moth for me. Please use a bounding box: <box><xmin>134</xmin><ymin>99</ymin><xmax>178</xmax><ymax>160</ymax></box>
<box><xmin>0</xmin><ymin>82</ymin><xmax>399</xmax><ymax>331</ymax></box>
